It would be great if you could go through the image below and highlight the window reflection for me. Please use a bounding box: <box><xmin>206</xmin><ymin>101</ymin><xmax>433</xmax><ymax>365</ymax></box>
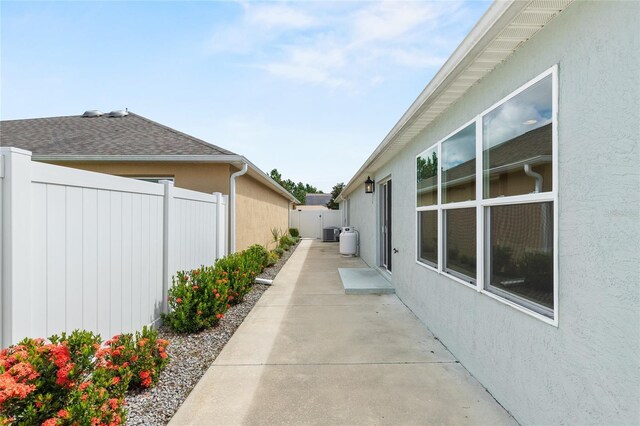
<box><xmin>486</xmin><ymin>202</ymin><xmax>554</xmax><ymax>316</ymax></box>
<box><xmin>417</xmin><ymin>146</ymin><xmax>438</xmax><ymax>206</ymax></box>
<box><xmin>483</xmin><ymin>76</ymin><xmax>553</xmax><ymax>198</ymax></box>
<box><xmin>418</xmin><ymin>210</ymin><xmax>438</xmax><ymax>266</ymax></box>
<box><xmin>445</xmin><ymin>208</ymin><xmax>476</xmax><ymax>281</ymax></box>
<box><xmin>442</xmin><ymin>124</ymin><xmax>476</xmax><ymax>203</ymax></box>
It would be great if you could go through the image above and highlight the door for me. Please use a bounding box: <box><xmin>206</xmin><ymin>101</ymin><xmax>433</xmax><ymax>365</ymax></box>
<box><xmin>380</xmin><ymin>180</ymin><xmax>392</xmax><ymax>272</ymax></box>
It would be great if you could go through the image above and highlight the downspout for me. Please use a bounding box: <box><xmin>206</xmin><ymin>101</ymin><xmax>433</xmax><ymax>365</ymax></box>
<box><xmin>524</xmin><ymin>164</ymin><xmax>551</xmax><ymax>251</ymax></box>
<box><xmin>523</xmin><ymin>164</ymin><xmax>543</xmax><ymax>193</ymax></box>
<box><xmin>229</xmin><ymin>162</ymin><xmax>248</xmax><ymax>253</ymax></box>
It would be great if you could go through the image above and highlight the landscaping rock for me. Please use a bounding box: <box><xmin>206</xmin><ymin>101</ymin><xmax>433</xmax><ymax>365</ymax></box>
<box><xmin>125</xmin><ymin>242</ymin><xmax>299</xmax><ymax>426</ymax></box>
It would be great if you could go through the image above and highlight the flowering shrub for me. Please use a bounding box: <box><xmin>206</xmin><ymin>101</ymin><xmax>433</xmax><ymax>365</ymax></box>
<box><xmin>163</xmin><ymin>267</ymin><xmax>229</xmax><ymax>333</ymax></box>
<box><xmin>163</xmin><ymin>244</ymin><xmax>272</xmax><ymax>333</ymax></box>
<box><xmin>0</xmin><ymin>328</ymin><xmax>169</xmax><ymax>425</ymax></box>
<box><xmin>97</xmin><ymin>327</ymin><xmax>169</xmax><ymax>389</ymax></box>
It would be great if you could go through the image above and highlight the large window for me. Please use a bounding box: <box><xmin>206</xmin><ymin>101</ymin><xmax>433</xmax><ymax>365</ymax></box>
<box><xmin>415</xmin><ymin>67</ymin><xmax>557</xmax><ymax>324</ymax></box>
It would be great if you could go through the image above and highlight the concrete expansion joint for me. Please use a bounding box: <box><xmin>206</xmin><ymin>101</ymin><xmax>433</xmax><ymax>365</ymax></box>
<box><xmin>215</xmin><ymin>361</ymin><xmax>460</xmax><ymax>367</ymax></box>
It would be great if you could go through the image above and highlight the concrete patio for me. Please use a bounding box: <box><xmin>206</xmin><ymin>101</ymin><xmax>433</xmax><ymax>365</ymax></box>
<box><xmin>169</xmin><ymin>240</ymin><xmax>517</xmax><ymax>425</ymax></box>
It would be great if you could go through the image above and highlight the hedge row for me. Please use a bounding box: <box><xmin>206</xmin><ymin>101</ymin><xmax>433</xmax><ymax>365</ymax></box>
<box><xmin>162</xmin><ymin>244</ymin><xmax>270</xmax><ymax>334</ymax></box>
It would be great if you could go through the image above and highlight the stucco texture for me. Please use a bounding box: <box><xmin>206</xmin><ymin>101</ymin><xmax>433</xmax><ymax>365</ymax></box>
<box><xmin>345</xmin><ymin>2</ymin><xmax>639</xmax><ymax>424</ymax></box>
<box><xmin>46</xmin><ymin>161</ymin><xmax>231</xmax><ymax>195</ymax></box>
<box><xmin>234</xmin><ymin>173</ymin><xmax>290</xmax><ymax>251</ymax></box>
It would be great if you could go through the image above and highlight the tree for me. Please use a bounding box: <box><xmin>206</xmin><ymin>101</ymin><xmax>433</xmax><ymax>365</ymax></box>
<box><xmin>269</xmin><ymin>169</ymin><xmax>320</xmax><ymax>204</ymax></box>
<box><xmin>417</xmin><ymin>151</ymin><xmax>438</xmax><ymax>181</ymax></box>
<box><xmin>326</xmin><ymin>182</ymin><xmax>345</xmax><ymax>210</ymax></box>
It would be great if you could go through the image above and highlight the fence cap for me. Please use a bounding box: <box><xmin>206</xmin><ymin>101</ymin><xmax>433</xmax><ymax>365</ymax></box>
<box><xmin>0</xmin><ymin>147</ymin><xmax>32</xmax><ymax>156</ymax></box>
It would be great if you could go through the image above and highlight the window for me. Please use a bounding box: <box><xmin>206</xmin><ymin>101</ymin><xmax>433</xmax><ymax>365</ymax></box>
<box><xmin>418</xmin><ymin>210</ymin><xmax>438</xmax><ymax>267</ymax></box>
<box><xmin>415</xmin><ymin>67</ymin><xmax>557</xmax><ymax>324</ymax></box>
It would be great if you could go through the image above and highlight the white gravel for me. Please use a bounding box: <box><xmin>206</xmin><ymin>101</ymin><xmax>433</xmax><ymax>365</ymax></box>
<box><xmin>125</xmin><ymin>242</ymin><xmax>299</xmax><ymax>426</ymax></box>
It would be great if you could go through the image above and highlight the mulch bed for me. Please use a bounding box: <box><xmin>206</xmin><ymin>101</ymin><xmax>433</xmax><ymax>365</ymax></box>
<box><xmin>125</xmin><ymin>242</ymin><xmax>299</xmax><ymax>426</ymax></box>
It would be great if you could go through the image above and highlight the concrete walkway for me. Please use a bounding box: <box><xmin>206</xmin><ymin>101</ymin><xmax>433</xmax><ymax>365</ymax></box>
<box><xmin>170</xmin><ymin>240</ymin><xmax>517</xmax><ymax>426</ymax></box>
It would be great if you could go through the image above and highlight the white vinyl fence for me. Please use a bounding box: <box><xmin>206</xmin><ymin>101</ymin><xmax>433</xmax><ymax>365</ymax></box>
<box><xmin>289</xmin><ymin>209</ymin><xmax>343</xmax><ymax>239</ymax></box>
<box><xmin>0</xmin><ymin>148</ymin><xmax>227</xmax><ymax>347</ymax></box>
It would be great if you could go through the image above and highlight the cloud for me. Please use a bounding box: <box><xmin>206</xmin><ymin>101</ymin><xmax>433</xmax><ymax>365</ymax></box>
<box><xmin>207</xmin><ymin>1</ymin><xmax>481</xmax><ymax>89</ymax></box>
<box><xmin>484</xmin><ymin>76</ymin><xmax>553</xmax><ymax>148</ymax></box>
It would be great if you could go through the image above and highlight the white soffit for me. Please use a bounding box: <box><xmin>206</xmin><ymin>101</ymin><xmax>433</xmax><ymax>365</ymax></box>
<box><xmin>340</xmin><ymin>0</ymin><xmax>573</xmax><ymax>199</ymax></box>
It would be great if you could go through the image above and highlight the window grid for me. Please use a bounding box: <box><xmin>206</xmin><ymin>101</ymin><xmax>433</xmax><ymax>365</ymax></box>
<box><xmin>415</xmin><ymin>66</ymin><xmax>558</xmax><ymax>326</ymax></box>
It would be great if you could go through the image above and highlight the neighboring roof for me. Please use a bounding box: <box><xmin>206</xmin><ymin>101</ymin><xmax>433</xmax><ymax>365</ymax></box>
<box><xmin>305</xmin><ymin>193</ymin><xmax>332</xmax><ymax>206</ymax></box>
<box><xmin>0</xmin><ymin>111</ymin><xmax>299</xmax><ymax>203</ymax></box>
<box><xmin>339</xmin><ymin>0</ymin><xmax>573</xmax><ymax>200</ymax></box>
<box><xmin>0</xmin><ymin>112</ymin><xmax>235</xmax><ymax>156</ymax></box>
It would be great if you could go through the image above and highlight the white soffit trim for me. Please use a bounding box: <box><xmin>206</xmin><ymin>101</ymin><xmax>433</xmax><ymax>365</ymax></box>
<box><xmin>339</xmin><ymin>0</ymin><xmax>573</xmax><ymax>200</ymax></box>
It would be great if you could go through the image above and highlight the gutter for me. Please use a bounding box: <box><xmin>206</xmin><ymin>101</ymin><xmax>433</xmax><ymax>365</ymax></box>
<box><xmin>229</xmin><ymin>162</ymin><xmax>248</xmax><ymax>253</ymax></box>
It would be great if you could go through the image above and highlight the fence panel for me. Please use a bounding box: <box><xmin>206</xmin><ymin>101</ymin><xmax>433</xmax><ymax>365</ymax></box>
<box><xmin>0</xmin><ymin>148</ymin><xmax>228</xmax><ymax>347</ymax></box>
<box><xmin>289</xmin><ymin>209</ymin><xmax>344</xmax><ymax>238</ymax></box>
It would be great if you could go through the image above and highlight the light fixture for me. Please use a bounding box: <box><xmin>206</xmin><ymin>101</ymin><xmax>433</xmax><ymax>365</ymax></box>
<box><xmin>523</xmin><ymin>119</ymin><xmax>538</xmax><ymax>125</ymax></box>
<box><xmin>364</xmin><ymin>176</ymin><xmax>375</xmax><ymax>193</ymax></box>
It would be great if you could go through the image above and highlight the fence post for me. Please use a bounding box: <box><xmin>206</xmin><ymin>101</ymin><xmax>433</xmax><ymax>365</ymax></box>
<box><xmin>222</xmin><ymin>195</ymin><xmax>229</xmax><ymax>257</ymax></box>
<box><xmin>160</xmin><ymin>180</ymin><xmax>174</xmax><ymax>315</ymax></box>
<box><xmin>212</xmin><ymin>192</ymin><xmax>225</xmax><ymax>259</ymax></box>
<box><xmin>0</xmin><ymin>148</ymin><xmax>32</xmax><ymax>348</ymax></box>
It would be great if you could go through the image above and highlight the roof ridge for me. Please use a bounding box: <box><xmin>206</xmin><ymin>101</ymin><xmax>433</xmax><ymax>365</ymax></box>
<box><xmin>127</xmin><ymin>112</ymin><xmax>236</xmax><ymax>156</ymax></box>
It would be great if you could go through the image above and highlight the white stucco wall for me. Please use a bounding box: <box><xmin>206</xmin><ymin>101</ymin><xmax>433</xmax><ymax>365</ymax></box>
<box><xmin>345</xmin><ymin>2</ymin><xmax>639</xmax><ymax>424</ymax></box>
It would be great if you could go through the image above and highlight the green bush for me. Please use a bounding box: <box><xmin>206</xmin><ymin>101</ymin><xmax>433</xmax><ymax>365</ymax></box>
<box><xmin>288</xmin><ymin>228</ymin><xmax>300</xmax><ymax>238</ymax></box>
<box><xmin>279</xmin><ymin>234</ymin><xmax>295</xmax><ymax>250</ymax></box>
<box><xmin>214</xmin><ymin>253</ymin><xmax>256</xmax><ymax>305</ymax></box>
<box><xmin>163</xmin><ymin>267</ymin><xmax>229</xmax><ymax>333</ymax></box>
<box><xmin>244</xmin><ymin>244</ymin><xmax>269</xmax><ymax>272</ymax></box>
<box><xmin>273</xmin><ymin>247</ymin><xmax>285</xmax><ymax>257</ymax></box>
<box><xmin>163</xmin><ymin>243</ymin><xmax>270</xmax><ymax>333</ymax></box>
<box><xmin>266</xmin><ymin>251</ymin><xmax>279</xmax><ymax>267</ymax></box>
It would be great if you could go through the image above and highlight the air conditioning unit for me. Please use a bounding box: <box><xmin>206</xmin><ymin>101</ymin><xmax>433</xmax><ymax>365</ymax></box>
<box><xmin>322</xmin><ymin>227</ymin><xmax>340</xmax><ymax>242</ymax></box>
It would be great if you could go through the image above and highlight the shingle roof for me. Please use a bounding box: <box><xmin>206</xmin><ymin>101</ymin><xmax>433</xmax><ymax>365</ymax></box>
<box><xmin>0</xmin><ymin>112</ymin><xmax>235</xmax><ymax>156</ymax></box>
<box><xmin>305</xmin><ymin>193</ymin><xmax>332</xmax><ymax>206</ymax></box>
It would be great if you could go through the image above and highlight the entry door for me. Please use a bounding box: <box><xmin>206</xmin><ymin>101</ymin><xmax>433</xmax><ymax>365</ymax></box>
<box><xmin>380</xmin><ymin>180</ymin><xmax>392</xmax><ymax>272</ymax></box>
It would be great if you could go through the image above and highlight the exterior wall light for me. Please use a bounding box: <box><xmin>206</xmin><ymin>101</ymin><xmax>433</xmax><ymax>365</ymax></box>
<box><xmin>364</xmin><ymin>176</ymin><xmax>375</xmax><ymax>193</ymax></box>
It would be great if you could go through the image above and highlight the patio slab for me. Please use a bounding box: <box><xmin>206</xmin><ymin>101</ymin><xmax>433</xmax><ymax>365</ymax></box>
<box><xmin>338</xmin><ymin>267</ymin><xmax>395</xmax><ymax>294</ymax></box>
<box><xmin>169</xmin><ymin>240</ymin><xmax>517</xmax><ymax>426</ymax></box>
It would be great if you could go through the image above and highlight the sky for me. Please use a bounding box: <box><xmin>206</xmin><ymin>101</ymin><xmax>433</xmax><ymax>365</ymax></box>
<box><xmin>1</xmin><ymin>0</ymin><xmax>490</xmax><ymax>192</ymax></box>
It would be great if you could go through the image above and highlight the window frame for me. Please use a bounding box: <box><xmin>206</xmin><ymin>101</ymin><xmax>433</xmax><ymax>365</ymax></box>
<box><xmin>415</xmin><ymin>65</ymin><xmax>558</xmax><ymax>326</ymax></box>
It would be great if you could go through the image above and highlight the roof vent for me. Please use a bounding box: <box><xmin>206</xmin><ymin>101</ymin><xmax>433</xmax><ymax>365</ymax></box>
<box><xmin>108</xmin><ymin>110</ymin><xmax>129</xmax><ymax>118</ymax></box>
<box><xmin>82</xmin><ymin>110</ymin><xmax>104</xmax><ymax>117</ymax></box>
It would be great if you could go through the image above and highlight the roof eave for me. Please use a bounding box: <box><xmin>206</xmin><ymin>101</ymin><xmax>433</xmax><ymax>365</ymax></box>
<box><xmin>339</xmin><ymin>0</ymin><xmax>572</xmax><ymax>201</ymax></box>
<box><xmin>32</xmin><ymin>154</ymin><xmax>244</xmax><ymax>163</ymax></box>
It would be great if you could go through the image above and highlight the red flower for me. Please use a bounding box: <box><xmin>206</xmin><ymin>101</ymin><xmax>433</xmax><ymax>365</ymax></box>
<box><xmin>228</xmin><ymin>295</ymin><xmax>234</xmax><ymax>301</ymax></box>
<box><xmin>139</xmin><ymin>370</ymin><xmax>151</xmax><ymax>379</ymax></box>
<box><xmin>108</xmin><ymin>398</ymin><xmax>120</xmax><ymax>410</ymax></box>
<box><xmin>57</xmin><ymin>409</ymin><xmax>69</xmax><ymax>419</ymax></box>
<box><xmin>197</xmin><ymin>310</ymin><xmax>202</xmax><ymax>315</ymax></box>
<box><xmin>42</xmin><ymin>419</ymin><xmax>58</xmax><ymax>426</ymax></box>
<box><xmin>192</xmin><ymin>285</ymin><xmax>199</xmax><ymax>290</ymax></box>
<box><xmin>55</xmin><ymin>363</ymin><xmax>74</xmax><ymax>387</ymax></box>
<box><xmin>111</xmin><ymin>376</ymin><xmax>121</xmax><ymax>385</ymax></box>
<box><xmin>176</xmin><ymin>298</ymin><xmax>183</xmax><ymax>304</ymax></box>
<box><xmin>215</xmin><ymin>313</ymin><xmax>224</xmax><ymax>319</ymax></box>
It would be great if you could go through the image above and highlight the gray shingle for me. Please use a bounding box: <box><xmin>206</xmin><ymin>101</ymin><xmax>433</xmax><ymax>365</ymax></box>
<box><xmin>0</xmin><ymin>112</ymin><xmax>236</xmax><ymax>156</ymax></box>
